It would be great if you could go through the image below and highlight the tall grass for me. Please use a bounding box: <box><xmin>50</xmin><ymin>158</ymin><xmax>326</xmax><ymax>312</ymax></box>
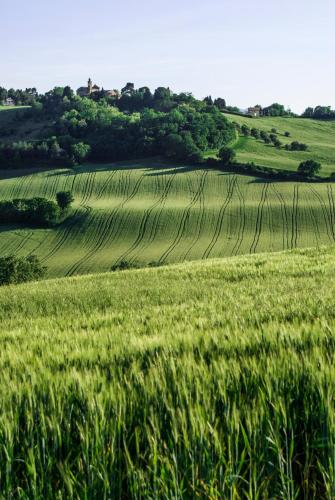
<box><xmin>0</xmin><ymin>247</ymin><xmax>334</xmax><ymax>497</ymax></box>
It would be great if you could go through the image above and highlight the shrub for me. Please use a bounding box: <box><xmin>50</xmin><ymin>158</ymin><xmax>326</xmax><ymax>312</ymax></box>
<box><xmin>56</xmin><ymin>191</ymin><xmax>74</xmax><ymax>210</ymax></box>
<box><xmin>271</xmin><ymin>128</ymin><xmax>277</xmax><ymax>133</ymax></box>
<box><xmin>241</xmin><ymin>125</ymin><xmax>250</xmax><ymax>136</ymax></box>
<box><xmin>289</xmin><ymin>141</ymin><xmax>308</xmax><ymax>151</ymax></box>
<box><xmin>284</xmin><ymin>131</ymin><xmax>291</xmax><ymax>137</ymax></box>
<box><xmin>251</xmin><ymin>128</ymin><xmax>260</xmax><ymax>139</ymax></box>
<box><xmin>298</xmin><ymin>160</ymin><xmax>321</xmax><ymax>177</ymax></box>
<box><xmin>260</xmin><ymin>131</ymin><xmax>271</xmax><ymax>144</ymax></box>
<box><xmin>218</xmin><ymin>147</ymin><xmax>236</xmax><ymax>165</ymax></box>
<box><xmin>0</xmin><ymin>255</ymin><xmax>46</xmax><ymax>286</ymax></box>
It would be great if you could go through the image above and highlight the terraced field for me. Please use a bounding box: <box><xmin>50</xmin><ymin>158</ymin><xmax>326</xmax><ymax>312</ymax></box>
<box><xmin>0</xmin><ymin>160</ymin><xmax>334</xmax><ymax>277</ymax></box>
<box><xmin>225</xmin><ymin>113</ymin><xmax>335</xmax><ymax>176</ymax></box>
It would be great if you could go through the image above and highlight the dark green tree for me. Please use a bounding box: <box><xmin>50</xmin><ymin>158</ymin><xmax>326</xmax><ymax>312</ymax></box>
<box><xmin>298</xmin><ymin>160</ymin><xmax>321</xmax><ymax>177</ymax></box>
<box><xmin>219</xmin><ymin>147</ymin><xmax>236</xmax><ymax>165</ymax></box>
<box><xmin>56</xmin><ymin>191</ymin><xmax>74</xmax><ymax>210</ymax></box>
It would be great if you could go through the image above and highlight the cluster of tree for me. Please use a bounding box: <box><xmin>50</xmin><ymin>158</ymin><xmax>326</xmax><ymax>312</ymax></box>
<box><xmin>0</xmin><ymin>137</ymin><xmax>91</xmax><ymax>167</ymax></box>
<box><xmin>0</xmin><ymin>87</ymin><xmax>38</xmax><ymax>106</ymax></box>
<box><xmin>285</xmin><ymin>141</ymin><xmax>308</xmax><ymax>151</ymax></box>
<box><xmin>262</xmin><ymin>103</ymin><xmax>293</xmax><ymax>117</ymax></box>
<box><xmin>302</xmin><ymin>106</ymin><xmax>335</xmax><ymax>120</ymax></box>
<box><xmin>0</xmin><ymin>255</ymin><xmax>45</xmax><ymax>286</ymax></box>
<box><xmin>0</xmin><ymin>191</ymin><xmax>74</xmax><ymax>227</ymax></box>
<box><xmin>239</xmin><ymin>125</ymin><xmax>282</xmax><ymax>147</ymax></box>
<box><xmin>297</xmin><ymin>160</ymin><xmax>321</xmax><ymax>177</ymax></box>
<box><xmin>55</xmin><ymin>96</ymin><xmax>235</xmax><ymax>162</ymax></box>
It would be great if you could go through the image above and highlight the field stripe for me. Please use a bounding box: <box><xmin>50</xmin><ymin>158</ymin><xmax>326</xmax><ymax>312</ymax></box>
<box><xmin>159</xmin><ymin>170</ymin><xmax>210</xmax><ymax>264</ymax></box>
<box><xmin>117</xmin><ymin>173</ymin><xmax>177</xmax><ymax>264</ymax></box>
<box><xmin>309</xmin><ymin>186</ymin><xmax>334</xmax><ymax>243</ymax></box>
<box><xmin>232</xmin><ymin>178</ymin><xmax>246</xmax><ymax>256</ymax></box>
<box><xmin>250</xmin><ymin>183</ymin><xmax>269</xmax><ymax>254</ymax></box>
<box><xmin>180</xmin><ymin>170</ymin><xmax>209</xmax><ymax>261</ymax></box>
<box><xmin>271</xmin><ymin>184</ymin><xmax>289</xmax><ymax>250</ymax></box>
<box><xmin>65</xmin><ymin>174</ymin><xmax>144</xmax><ymax>276</ymax></box>
<box><xmin>327</xmin><ymin>185</ymin><xmax>335</xmax><ymax>240</ymax></box>
<box><xmin>202</xmin><ymin>176</ymin><xmax>236</xmax><ymax>260</ymax></box>
<box><xmin>130</xmin><ymin>172</ymin><xmax>178</xmax><ymax>262</ymax></box>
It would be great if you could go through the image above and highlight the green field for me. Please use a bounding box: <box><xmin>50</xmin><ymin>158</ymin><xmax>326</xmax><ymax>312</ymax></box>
<box><xmin>225</xmin><ymin>113</ymin><xmax>335</xmax><ymax>176</ymax></box>
<box><xmin>0</xmin><ymin>246</ymin><xmax>334</xmax><ymax>497</ymax></box>
<box><xmin>0</xmin><ymin>161</ymin><xmax>334</xmax><ymax>277</ymax></box>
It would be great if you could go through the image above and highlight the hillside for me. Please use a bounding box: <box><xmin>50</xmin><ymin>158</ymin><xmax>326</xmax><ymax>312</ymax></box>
<box><xmin>225</xmin><ymin>113</ymin><xmax>335</xmax><ymax>176</ymax></box>
<box><xmin>0</xmin><ymin>246</ymin><xmax>334</xmax><ymax>497</ymax></box>
<box><xmin>0</xmin><ymin>161</ymin><xmax>334</xmax><ymax>277</ymax></box>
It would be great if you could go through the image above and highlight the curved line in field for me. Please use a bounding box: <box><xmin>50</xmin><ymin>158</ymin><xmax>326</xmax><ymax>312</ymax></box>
<box><xmin>250</xmin><ymin>183</ymin><xmax>269</xmax><ymax>254</ymax></box>
<box><xmin>180</xmin><ymin>170</ymin><xmax>209</xmax><ymax>262</ymax></box>
<box><xmin>271</xmin><ymin>184</ymin><xmax>289</xmax><ymax>251</ymax></box>
<box><xmin>202</xmin><ymin>175</ymin><xmax>237</xmax><ymax>260</ymax></box>
<box><xmin>232</xmin><ymin>179</ymin><xmax>246</xmax><ymax>256</ymax></box>
<box><xmin>309</xmin><ymin>186</ymin><xmax>333</xmax><ymax>243</ymax></box>
<box><xmin>133</xmin><ymin>172</ymin><xmax>177</xmax><ymax>261</ymax></box>
<box><xmin>66</xmin><ymin>173</ymin><xmax>144</xmax><ymax>276</ymax></box>
<box><xmin>159</xmin><ymin>170</ymin><xmax>210</xmax><ymax>264</ymax></box>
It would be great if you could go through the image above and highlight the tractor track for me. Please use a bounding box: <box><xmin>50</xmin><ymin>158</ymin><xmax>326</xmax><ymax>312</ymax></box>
<box><xmin>159</xmin><ymin>170</ymin><xmax>210</xmax><ymax>264</ymax></box>
<box><xmin>202</xmin><ymin>175</ymin><xmax>237</xmax><ymax>260</ymax></box>
<box><xmin>250</xmin><ymin>183</ymin><xmax>269</xmax><ymax>254</ymax></box>
<box><xmin>66</xmin><ymin>173</ymin><xmax>143</xmax><ymax>276</ymax></box>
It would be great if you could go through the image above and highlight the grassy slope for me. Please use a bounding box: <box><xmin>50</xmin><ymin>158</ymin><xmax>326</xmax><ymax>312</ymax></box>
<box><xmin>1</xmin><ymin>246</ymin><xmax>335</xmax><ymax>496</ymax></box>
<box><xmin>224</xmin><ymin>113</ymin><xmax>335</xmax><ymax>176</ymax></box>
<box><xmin>0</xmin><ymin>161</ymin><xmax>334</xmax><ymax>277</ymax></box>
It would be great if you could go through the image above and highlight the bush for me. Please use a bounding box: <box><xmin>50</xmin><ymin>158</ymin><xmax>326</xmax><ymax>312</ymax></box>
<box><xmin>218</xmin><ymin>147</ymin><xmax>236</xmax><ymax>165</ymax></box>
<box><xmin>241</xmin><ymin>125</ymin><xmax>250</xmax><ymax>136</ymax></box>
<box><xmin>0</xmin><ymin>255</ymin><xmax>46</xmax><ymax>286</ymax></box>
<box><xmin>284</xmin><ymin>131</ymin><xmax>291</xmax><ymax>137</ymax></box>
<box><xmin>288</xmin><ymin>141</ymin><xmax>308</xmax><ymax>151</ymax></box>
<box><xmin>298</xmin><ymin>160</ymin><xmax>321</xmax><ymax>177</ymax></box>
<box><xmin>251</xmin><ymin>128</ymin><xmax>260</xmax><ymax>139</ymax></box>
<box><xmin>273</xmin><ymin>139</ymin><xmax>282</xmax><ymax>148</ymax></box>
<box><xmin>271</xmin><ymin>128</ymin><xmax>277</xmax><ymax>133</ymax></box>
<box><xmin>260</xmin><ymin>131</ymin><xmax>271</xmax><ymax>144</ymax></box>
<box><xmin>56</xmin><ymin>191</ymin><xmax>74</xmax><ymax>210</ymax></box>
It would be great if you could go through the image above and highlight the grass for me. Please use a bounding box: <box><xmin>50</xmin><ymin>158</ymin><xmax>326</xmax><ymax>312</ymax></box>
<box><xmin>224</xmin><ymin>113</ymin><xmax>335</xmax><ymax>176</ymax></box>
<box><xmin>0</xmin><ymin>246</ymin><xmax>334</xmax><ymax>497</ymax></box>
<box><xmin>0</xmin><ymin>161</ymin><xmax>334</xmax><ymax>277</ymax></box>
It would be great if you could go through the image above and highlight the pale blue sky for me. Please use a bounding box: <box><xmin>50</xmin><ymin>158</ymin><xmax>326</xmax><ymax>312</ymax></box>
<box><xmin>1</xmin><ymin>0</ymin><xmax>334</xmax><ymax>113</ymax></box>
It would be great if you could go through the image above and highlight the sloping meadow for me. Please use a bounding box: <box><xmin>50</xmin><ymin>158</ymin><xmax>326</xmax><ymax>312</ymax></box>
<box><xmin>0</xmin><ymin>247</ymin><xmax>334</xmax><ymax>497</ymax></box>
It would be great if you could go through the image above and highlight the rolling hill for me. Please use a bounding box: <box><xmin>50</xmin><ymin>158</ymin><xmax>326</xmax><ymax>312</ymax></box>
<box><xmin>0</xmin><ymin>246</ymin><xmax>334</xmax><ymax>497</ymax></box>
<box><xmin>0</xmin><ymin>160</ymin><xmax>334</xmax><ymax>277</ymax></box>
<box><xmin>225</xmin><ymin>113</ymin><xmax>335</xmax><ymax>176</ymax></box>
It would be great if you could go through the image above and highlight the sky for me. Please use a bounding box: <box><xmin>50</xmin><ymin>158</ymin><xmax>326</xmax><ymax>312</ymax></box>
<box><xmin>1</xmin><ymin>0</ymin><xmax>334</xmax><ymax>113</ymax></box>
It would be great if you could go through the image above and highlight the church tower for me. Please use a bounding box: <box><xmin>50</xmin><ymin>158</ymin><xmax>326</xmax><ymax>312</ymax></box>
<box><xmin>88</xmin><ymin>78</ymin><xmax>93</xmax><ymax>94</ymax></box>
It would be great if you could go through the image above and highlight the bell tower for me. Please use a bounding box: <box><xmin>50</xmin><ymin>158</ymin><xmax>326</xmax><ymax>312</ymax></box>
<box><xmin>88</xmin><ymin>78</ymin><xmax>93</xmax><ymax>94</ymax></box>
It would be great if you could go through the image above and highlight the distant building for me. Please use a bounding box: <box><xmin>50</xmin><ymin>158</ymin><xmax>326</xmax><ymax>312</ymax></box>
<box><xmin>2</xmin><ymin>97</ymin><xmax>15</xmax><ymax>106</ymax></box>
<box><xmin>76</xmin><ymin>78</ymin><xmax>119</xmax><ymax>98</ymax></box>
<box><xmin>247</xmin><ymin>105</ymin><xmax>262</xmax><ymax>117</ymax></box>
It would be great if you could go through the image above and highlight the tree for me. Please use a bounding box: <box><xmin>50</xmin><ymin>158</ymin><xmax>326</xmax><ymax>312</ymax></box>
<box><xmin>121</xmin><ymin>83</ymin><xmax>135</xmax><ymax>95</ymax></box>
<box><xmin>56</xmin><ymin>191</ymin><xmax>74</xmax><ymax>210</ymax></box>
<box><xmin>0</xmin><ymin>255</ymin><xmax>45</xmax><ymax>286</ymax></box>
<box><xmin>71</xmin><ymin>142</ymin><xmax>91</xmax><ymax>164</ymax></box>
<box><xmin>298</xmin><ymin>160</ymin><xmax>321</xmax><ymax>177</ymax></box>
<box><xmin>219</xmin><ymin>147</ymin><xmax>236</xmax><ymax>165</ymax></box>
<box><xmin>214</xmin><ymin>97</ymin><xmax>226</xmax><ymax>110</ymax></box>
